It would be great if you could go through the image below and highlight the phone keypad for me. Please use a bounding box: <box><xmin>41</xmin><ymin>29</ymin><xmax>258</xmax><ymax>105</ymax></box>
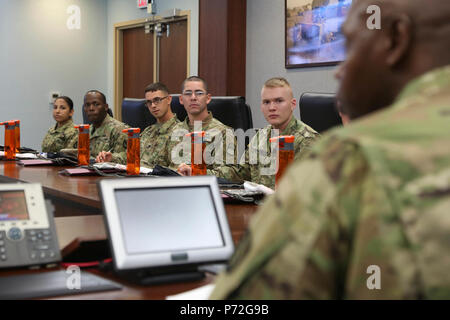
<box><xmin>0</xmin><ymin>232</ymin><xmax>6</xmax><ymax>261</ymax></box>
<box><xmin>26</xmin><ymin>229</ymin><xmax>56</xmax><ymax>262</ymax></box>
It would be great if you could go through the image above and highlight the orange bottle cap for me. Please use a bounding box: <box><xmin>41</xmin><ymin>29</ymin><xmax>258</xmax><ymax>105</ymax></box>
<box><xmin>270</xmin><ymin>135</ymin><xmax>295</xmax><ymax>143</ymax></box>
<box><xmin>0</xmin><ymin>120</ymin><xmax>16</xmax><ymax>126</ymax></box>
<box><xmin>75</xmin><ymin>124</ymin><xmax>90</xmax><ymax>130</ymax></box>
<box><xmin>122</xmin><ymin>128</ymin><xmax>141</xmax><ymax>134</ymax></box>
<box><xmin>186</xmin><ymin>131</ymin><xmax>206</xmax><ymax>137</ymax></box>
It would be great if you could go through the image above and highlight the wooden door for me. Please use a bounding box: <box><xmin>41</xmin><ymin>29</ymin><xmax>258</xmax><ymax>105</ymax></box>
<box><xmin>159</xmin><ymin>20</ymin><xmax>188</xmax><ymax>94</ymax></box>
<box><xmin>123</xmin><ymin>27</ymin><xmax>154</xmax><ymax>99</ymax></box>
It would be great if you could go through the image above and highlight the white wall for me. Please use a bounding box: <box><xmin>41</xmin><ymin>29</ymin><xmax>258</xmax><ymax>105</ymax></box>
<box><xmin>106</xmin><ymin>0</ymin><xmax>199</xmax><ymax>103</ymax></box>
<box><xmin>0</xmin><ymin>0</ymin><xmax>107</xmax><ymax>150</ymax></box>
<box><xmin>246</xmin><ymin>0</ymin><xmax>339</xmax><ymax>129</ymax></box>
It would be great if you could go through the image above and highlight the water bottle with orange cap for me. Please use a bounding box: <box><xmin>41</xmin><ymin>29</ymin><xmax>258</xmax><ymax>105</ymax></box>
<box><xmin>269</xmin><ymin>135</ymin><xmax>295</xmax><ymax>186</ymax></box>
<box><xmin>122</xmin><ymin>128</ymin><xmax>140</xmax><ymax>175</ymax></box>
<box><xmin>187</xmin><ymin>131</ymin><xmax>206</xmax><ymax>176</ymax></box>
<box><xmin>1</xmin><ymin>120</ymin><xmax>16</xmax><ymax>160</ymax></box>
<box><xmin>74</xmin><ymin>124</ymin><xmax>90</xmax><ymax>166</ymax></box>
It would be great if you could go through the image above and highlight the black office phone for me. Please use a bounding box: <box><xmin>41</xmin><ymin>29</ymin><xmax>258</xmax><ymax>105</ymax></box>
<box><xmin>0</xmin><ymin>183</ymin><xmax>61</xmax><ymax>269</ymax></box>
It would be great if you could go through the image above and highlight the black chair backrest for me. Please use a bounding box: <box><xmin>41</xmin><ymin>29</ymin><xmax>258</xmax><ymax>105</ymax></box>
<box><xmin>299</xmin><ymin>92</ymin><xmax>342</xmax><ymax>133</ymax></box>
<box><xmin>121</xmin><ymin>98</ymin><xmax>155</xmax><ymax>132</ymax></box>
<box><xmin>170</xmin><ymin>95</ymin><xmax>253</xmax><ymax>132</ymax></box>
<box><xmin>121</xmin><ymin>95</ymin><xmax>253</xmax><ymax>133</ymax></box>
<box><xmin>82</xmin><ymin>107</ymin><xmax>114</xmax><ymax>125</ymax></box>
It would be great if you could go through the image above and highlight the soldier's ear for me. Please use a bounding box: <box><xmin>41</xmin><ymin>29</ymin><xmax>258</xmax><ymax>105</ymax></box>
<box><xmin>385</xmin><ymin>13</ymin><xmax>413</xmax><ymax>67</ymax></box>
<box><xmin>291</xmin><ymin>98</ymin><xmax>297</xmax><ymax>112</ymax></box>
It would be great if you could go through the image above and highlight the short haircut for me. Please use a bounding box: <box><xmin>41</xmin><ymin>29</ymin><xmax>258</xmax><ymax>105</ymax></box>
<box><xmin>85</xmin><ymin>90</ymin><xmax>107</xmax><ymax>104</ymax></box>
<box><xmin>145</xmin><ymin>82</ymin><xmax>169</xmax><ymax>95</ymax></box>
<box><xmin>56</xmin><ymin>96</ymin><xmax>74</xmax><ymax>110</ymax></box>
<box><xmin>263</xmin><ymin>77</ymin><xmax>292</xmax><ymax>89</ymax></box>
<box><xmin>263</xmin><ymin>77</ymin><xmax>293</xmax><ymax>98</ymax></box>
<box><xmin>181</xmin><ymin>76</ymin><xmax>208</xmax><ymax>93</ymax></box>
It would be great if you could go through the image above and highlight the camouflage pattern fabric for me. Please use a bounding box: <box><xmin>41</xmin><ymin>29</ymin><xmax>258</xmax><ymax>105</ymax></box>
<box><xmin>41</xmin><ymin>119</ymin><xmax>77</xmax><ymax>152</ymax></box>
<box><xmin>210</xmin><ymin>116</ymin><xmax>319</xmax><ymax>189</ymax></box>
<box><xmin>140</xmin><ymin>115</ymin><xmax>180</xmax><ymax>168</ymax></box>
<box><xmin>210</xmin><ymin>65</ymin><xmax>450</xmax><ymax>299</ymax></box>
<box><xmin>167</xmin><ymin>112</ymin><xmax>237</xmax><ymax>171</ymax></box>
<box><xmin>69</xmin><ymin>114</ymin><xmax>129</xmax><ymax>164</ymax></box>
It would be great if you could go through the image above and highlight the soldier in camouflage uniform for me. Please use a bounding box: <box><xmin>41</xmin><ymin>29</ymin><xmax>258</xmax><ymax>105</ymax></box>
<box><xmin>72</xmin><ymin>90</ymin><xmax>129</xmax><ymax>164</ymax></box>
<box><xmin>211</xmin><ymin>0</ymin><xmax>450</xmax><ymax>299</ymax></box>
<box><xmin>42</xmin><ymin>96</ymin><xmax>77</xmax><ymax>152</ymax></box>
<box><xmin>208</xmin><ymin>78</ymin><xmax>319</xmax><ymax>189</ymax></box>
<box><xmin>140</xmin><ymin>82</ymin><xmax>179</xmax><ymax>168</ymax></box>
<box><xmin>96</xmin><ymin>83</ymin><xmax>180</xmax><ymax>167</ymax></box>
<box><xmin>168</xmin><ymin>76</ymin><xmax>236</xmax><ymax>171</ymax></box>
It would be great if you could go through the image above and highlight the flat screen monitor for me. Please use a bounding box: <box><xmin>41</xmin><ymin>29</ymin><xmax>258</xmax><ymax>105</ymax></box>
<box><xmin>98</xmin><ymin>176</ymin><xmax>234</xmax><ymax>273</ymax></box>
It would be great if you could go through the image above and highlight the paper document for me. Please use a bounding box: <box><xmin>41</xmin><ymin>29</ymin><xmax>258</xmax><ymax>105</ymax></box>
<box><xmin>93</xmin><ymin>162</ymin><xmax>153</xmax><ymax>174</ymax></box>
<box><xmin>0</xmin><ymin>151</ymin><xmax>38</xmax><ymax>159</ymax></box>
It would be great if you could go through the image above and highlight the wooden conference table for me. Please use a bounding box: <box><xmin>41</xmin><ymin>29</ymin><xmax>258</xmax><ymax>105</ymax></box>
<box><xmin>0</xmin><ymin>160</ymin><xmax>260</xmax><ymax>299</ymax></box>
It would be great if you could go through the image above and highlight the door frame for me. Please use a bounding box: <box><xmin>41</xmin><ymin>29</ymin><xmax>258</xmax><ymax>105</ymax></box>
<box><xmin>114</xmin><ymin>11</ymin><xmax>191</xmax><ymax>120</ymax></box>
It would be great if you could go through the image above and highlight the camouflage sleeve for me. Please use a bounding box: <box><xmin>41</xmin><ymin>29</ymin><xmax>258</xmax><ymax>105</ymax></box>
<box><xmin>203</xmin><ymin>128</ymin><xmax>237</xmax><ymax>171</ymax></box>
<box><xmin>111</xmin><ymin>135</ymin><xmax>128</xmax><ymax>164</ymax></box>
<box><xmin>110</xmin><ymin>130</ymin><xmax>128</xmax><ymax>165</ymax></box>
<box><xmin>210</xmin><ymin>137</ymin><xmax>398</xmax><ymax>299</ymax></box>
<box><xmin>209</xmin><ymin>146</ymin><xmax>251</xmax><ymax>183</ymax></box>
<box><xmin>167</xmin><ymin>127</ymin><xmax>190</xmax><ymax>170</ymax></box>
<box><xmin>41</xmin><ymin>132</ymin><xmax>52</xmax><ymax>153</ymax></box>
<box><xmin>42</xmin><ymin>128</ymin><xmax>78</xmax><ymax>152</ymax></box>
<box><xmin>294</xmin><ymin>129</ymin><xmax>320</xmax><ymax>162</ymax></box>
<box><xmin>140</xmin><ymin>133</ymin><xmax>173</xmax><ymax>168</ymax></box>
<box><xmin>67</xmin><ymin>133</ymin><xmax>78</xmax><ymax>149</ymax></box>
<box><xmin>207</xmin><ymin>129</ymin><xmax>248</xmax><ymax>182</ymax></box>
<box><xmin>64</xmin><ymin>129</ymin><xmax>78</xmax><ymax>149</ymax></box>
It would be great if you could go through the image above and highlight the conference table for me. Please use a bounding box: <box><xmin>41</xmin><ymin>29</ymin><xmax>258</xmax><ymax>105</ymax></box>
<box><xmin>0</xmin><ymin>160</ymin><xmax>260</xmax><ymax>299</ymax></box>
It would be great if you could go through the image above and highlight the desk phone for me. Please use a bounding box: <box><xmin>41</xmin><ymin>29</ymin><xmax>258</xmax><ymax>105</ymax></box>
<box><xmin>0</xmin><ymin>183</ymin><xmax>61</xmax><ymax>269</ymax></box>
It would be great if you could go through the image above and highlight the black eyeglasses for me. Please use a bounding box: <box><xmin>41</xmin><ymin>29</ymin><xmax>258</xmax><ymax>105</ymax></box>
<box><xmin>145</xmin><ymin>96</ymin><xmax>169</xmax><ymax>106</ymax></box>
<box><xmin>182</xmin><ymin>90</ymin><xmax>206</xmax><ymax>98</ymax></box>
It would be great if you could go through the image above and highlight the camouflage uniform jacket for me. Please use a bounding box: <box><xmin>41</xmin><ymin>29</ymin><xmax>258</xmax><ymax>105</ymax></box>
<box><xmin>210</xmin><ymin>116</ymin><xmax>319</xmax><ymax>189</ymax></box>
<box><xmin>41</xmin><ymin>119</ymin><xmax>77</xmax><ymax>152</ymax></box>
<box><xmin>69</xmin><ymin>114</ymin><xmax>129</xmax><ymax>164</ymax></box>
<box><xmin>211</xmin><ymin>65</ymin><xmax>450</xmax><ymax>299</ymax></box>
<box><xmin>167</xmin><ymin>112</ymin><xmax>237</xmax><ymax>171</ymax></box>
<box><xmin>140</xmin><ymin>115</ymin><xmax>180</xmax><ymax>168</ymax></box>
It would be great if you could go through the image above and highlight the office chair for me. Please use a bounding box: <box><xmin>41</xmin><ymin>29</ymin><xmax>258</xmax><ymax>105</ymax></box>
<box><xmin>120</xmin><ymin>95</ymin><xmax>253</xmax><ymax>132</ymax></box>
<box><xmin>299</xmin><ymin>92</ymin><xmax>342</xmax><ymax>133</ymax></box>
<box><xmin>121</xmin><ymin>98</ymin><xmax>155</xmax><ymax>132</ymax></box>
<box><xmin>170</xmin><ymin>95</ymin><xmax>253</xmax><ymax>132</ymax></box>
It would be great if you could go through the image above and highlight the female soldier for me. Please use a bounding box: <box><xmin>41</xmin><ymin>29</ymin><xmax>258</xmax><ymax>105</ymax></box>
<box><xmin>41</xmin><ymin>96</ymin><xmax>78</xmax><ymax>152</ymax></box>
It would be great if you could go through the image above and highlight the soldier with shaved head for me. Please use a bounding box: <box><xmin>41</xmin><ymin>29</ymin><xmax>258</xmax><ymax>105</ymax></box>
<box><xmin>211</xmin><ymin>0</ymin><xmax>450</xmax><ymax>299</ymax></box>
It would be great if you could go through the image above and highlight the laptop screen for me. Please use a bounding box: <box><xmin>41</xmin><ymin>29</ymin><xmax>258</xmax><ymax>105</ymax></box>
<box><xmin>114</xmin><ymin>186</ymin><xmax>225</xmax><ymax>254</ymax></box>
<box><xmin>99</xmin><ymin>176</ymin><xmax>234</xmax><ymax>271</ymax></box>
